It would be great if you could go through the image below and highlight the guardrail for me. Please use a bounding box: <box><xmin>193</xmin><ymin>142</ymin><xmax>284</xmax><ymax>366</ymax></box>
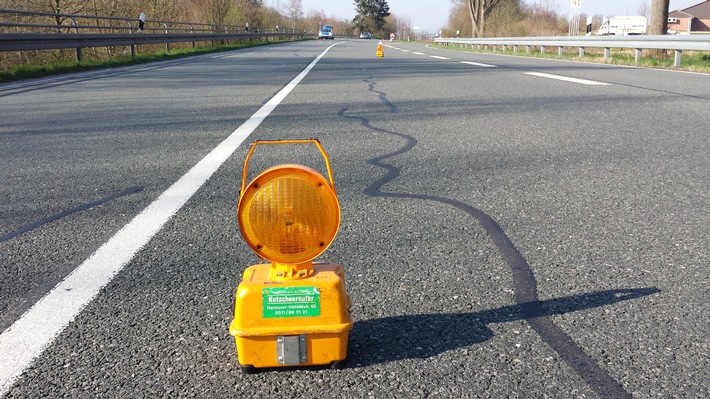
<box><xmin>434</xmin><ymin>35</ymin><xmax>710</xmax><ymax>67</ymax></box>
<box><xmin>0</xmin><ymin>8</ymin><xmax>313</xmax><ymax>61</ymax></box>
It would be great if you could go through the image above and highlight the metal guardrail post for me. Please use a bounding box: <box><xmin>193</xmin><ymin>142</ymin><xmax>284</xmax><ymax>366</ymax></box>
<box><xmin>604</xmin><ymin>47</ymin><xmax>610</xmax><ymax>59</ymax></box>
<box><xmin>163</xmin><ymin>23</ymin><xmax>169</xmax><ymax>52</ymax></box>
<box><xmin>68</xmin><ymin>15</ymin><xmax>81</xmax><ymax>61</ymax></box>
<box><xmin>674</xmin><ymin>50</ymin><xmax>682</xmax><ymax>67</ymax></box>
<box><xmin>128</xmin><ymin>20</ymin><xmax>135</xmax><ymax>57</ymax></box>
<box><xmin>635</xmin><ymin>48</ymin><xmax>642</xmax><ymax>63</ymax></box>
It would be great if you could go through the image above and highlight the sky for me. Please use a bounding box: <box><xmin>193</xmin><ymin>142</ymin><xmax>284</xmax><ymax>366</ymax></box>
<box><xmin>287</xmin><ymin>1</ymin><xmax>696</xmax><ymax>32</ymax></box>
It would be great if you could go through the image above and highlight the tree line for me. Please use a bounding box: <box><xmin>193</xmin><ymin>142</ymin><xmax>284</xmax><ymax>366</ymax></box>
<box><xmin>0</xmin><ymin>0</ymin><xmax>675</xmax><ymax>41</ymax></box>
<box><xmin>0</xmin><ymin>0</ymin><xmax>354</xmax><ymax>69</ymax></box>
<box><xmin>1</xmin><ymin>0</ymin><xmax>675</xmax><ymax>70</ymax></box>
<box><xmin>445</xmin><ymin>0</ymin><xmax>670</xmax><ymax>39</ymax></box>
<box><xmin>446</xmin><ymin>0</ymin><xmax>566</xmax><ymax>38</ymax></box>
<box><xmin>0</xmin><ymin>0</ymin><xmax>422</xmax><ymax>69</ymax></box>
<box><xmin>1</xmin><ymin>0</ymin><xmax>333</xmax><ymax>32</ymax></box>
<box><xmin>0</xmin><ymin>0</ymin><xmax>406</xmax><ymax>35</ymax></box>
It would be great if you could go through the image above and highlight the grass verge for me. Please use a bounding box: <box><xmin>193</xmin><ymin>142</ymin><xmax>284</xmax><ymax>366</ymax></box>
<box><xmin>430</xmin><ymin>44</ymin><xmax>710</xmax><ymax>74</ymax></box>
<box><xmin>0</xmin><ymin>39</ymin><xmax>303</xmax><ymax>83</ymax></box>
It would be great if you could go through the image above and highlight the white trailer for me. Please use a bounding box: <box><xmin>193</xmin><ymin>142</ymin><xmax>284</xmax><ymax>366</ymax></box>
<box><xmin>597</xmin><ymin>16</ymin><xmax>648</xmax><ymax>36</ymax></box>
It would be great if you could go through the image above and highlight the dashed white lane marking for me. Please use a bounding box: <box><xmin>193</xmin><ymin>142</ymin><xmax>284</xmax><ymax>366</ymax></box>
<box><xmin>461</xmin><ymin>61</ymin><xmax>497</xmax><ymax>68</ymax></box>
<box><xmin>382</xmin><ymin>47</ymin><xmax>611</xmax><ymax>85</ymax></box>
<box><xmin>0</xmin><ymin>41</ymin><xmax>343</xmax><ymax>396</ymax></box>
<box><xmin>525</xmin><ymin>72</ymin><xmax>611</xmax><ymax>85</ymax></box>
<box><xmin>391</xmin><ymin>47</ymin><xmax>496</xmax><ymax>67</ymax></box>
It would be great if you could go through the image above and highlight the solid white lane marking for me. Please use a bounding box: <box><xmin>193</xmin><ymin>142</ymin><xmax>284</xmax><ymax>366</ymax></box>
<box><xmin>430</xmin><ymin>55</ymin><xmax>450</xmax><ymax>60</ymax></box>
<box><xmin>525</xmin><ymin>72</ymin><xmax>610</xmax><ymax>85</ymax></box>
<box><xmin>0</xmin><ymin>41</ymin><xmax>342</xmax><ymax>396</ymax></box>
<box><xmin>461</xmin><ymin>61</ymin><xmax>497</xmax><ymax>68</ymax></box>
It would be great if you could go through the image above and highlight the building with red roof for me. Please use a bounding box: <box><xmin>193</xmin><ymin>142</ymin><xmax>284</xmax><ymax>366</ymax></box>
<box><xmin>667</xmin><ymin>0</ymin><xmax>710</xmax><ymax>33</ymax></box>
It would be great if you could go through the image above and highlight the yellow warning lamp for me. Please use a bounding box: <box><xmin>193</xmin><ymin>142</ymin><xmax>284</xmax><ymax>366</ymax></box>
<box><xmin>376</xmin><ymin>41</ymin><xmax>384</xmax><ymax>58</ymax></box>
<box><xmin>229</xmin><ymin>139</ymin><xmax>353</xmax><ymax>373</ymax></box>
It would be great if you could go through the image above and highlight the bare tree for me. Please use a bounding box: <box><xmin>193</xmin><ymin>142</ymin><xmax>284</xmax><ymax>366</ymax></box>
<box><xmin>303</xmin><ymin>8</ymin><xmax>325</xmax><ymax>33</ymax></box>
<box><xmin>236</xmin><ymin>0</ymin><xmax>264</xmax><ymax>26</ymax></box>
<box><xmin>649</xmin><ymin>0</ymin><xmax>669</xmax><ymax>35</ymax></box>
<box><xmin>22</xmin><ymin>0</ymin><xmax>89</xmax><ymax>14</ymax></box>
<box><xmin>466</xmin><ymin>0</ymin><xmax>503</xmax><ymax>37</ymax></box>
<box><xmin>285</xmin><ymin>0</ymin><xmax>302</xmax><ymax>29</ymax></box>
<box><xmin>637</xmin><ymin>1</ymin><xmax>651</xmax><ymax>19</ymax></box>
<box><xmin>523</xmin><ymin>0</ymin><xmax>562</xmax><ymax>36</ymax></box>
<box><xmin>648</xmin><ymin>0</ymin><xmax>669</xmax><ymax>57</ymax></box>
<box><xmin>22</xmin><ymin>0</ymin><xmax>90</xmax><ymax>30</ymax></box>
<box><xmin>447</xmin><ymin>0</ymin><xmax>471</xmax><ymax>37</ymax></box>
<box><xmin>207</xmin><ymin>0</ymin><xmax>231</xmax><ymax>25</ymax></box>
<box><xmin>486</xmin><ymin>0</ymin><xmax>522</xmax><ymax>37</ymax></box>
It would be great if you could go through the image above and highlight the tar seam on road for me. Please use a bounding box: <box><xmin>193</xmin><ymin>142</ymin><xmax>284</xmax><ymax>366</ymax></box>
<box><xmin>338</xmin><ymin>79</ymin><xmax>634</xmax><ymax>399</ymax></box>
<box><xmin>0</xmin><ymin>186</ymin><xmax>143</xmax><ymax>243</ymax></box>
<box><xmin>0</xmin><ymin>41</ymin><xmax>343</xmax><ymax>396</ymax></box>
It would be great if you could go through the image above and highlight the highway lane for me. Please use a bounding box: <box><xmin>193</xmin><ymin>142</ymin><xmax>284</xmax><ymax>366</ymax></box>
<box><xmin>1</xmin><ymin>39</ymin><xmax>708</xmax><ymax>398</ymax></box>
<box><xmin>0</xmin><ymin>43</ymin><xmax>324</xmax><ymax>328</ymax></box>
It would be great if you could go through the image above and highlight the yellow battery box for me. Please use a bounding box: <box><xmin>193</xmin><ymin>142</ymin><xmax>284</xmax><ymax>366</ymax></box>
<box><xmin>229</xmin><ymin>262</ymin><xmax>352</xmax><ymax>371</ymax></box>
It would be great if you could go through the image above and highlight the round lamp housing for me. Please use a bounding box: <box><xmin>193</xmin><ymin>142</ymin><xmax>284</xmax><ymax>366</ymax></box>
<box><xmin>238</xmin><ymin>164</ymin><xmax>340</xmax><ymax>265</ymax></box>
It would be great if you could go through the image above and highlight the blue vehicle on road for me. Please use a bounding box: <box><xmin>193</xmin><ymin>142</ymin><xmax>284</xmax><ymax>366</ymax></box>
<box><xmin>319</xmin><ymin>24</ymin><xmax>334</xmax><ymax>39</ymax></box>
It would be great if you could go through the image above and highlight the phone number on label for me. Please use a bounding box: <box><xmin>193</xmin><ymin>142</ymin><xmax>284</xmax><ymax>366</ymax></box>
<box><xmin>273</xmin><ymin>309</ymin><xmax>313</xmax><ymax>316</ymax></box>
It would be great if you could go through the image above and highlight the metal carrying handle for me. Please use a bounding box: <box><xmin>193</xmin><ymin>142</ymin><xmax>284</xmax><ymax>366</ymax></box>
<box><xmin>240</xmin><ymin>139</ymin><xmax>337</xmax><ymax>196</ymax></box>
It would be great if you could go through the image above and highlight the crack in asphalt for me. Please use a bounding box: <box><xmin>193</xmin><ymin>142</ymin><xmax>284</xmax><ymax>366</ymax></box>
<box><xmin>338</xmin><ymin>79</ymin><xmax>634</xmax><ymax>399</ymax></box>
<box><xmin>0</xmin><ymin>186</ymin><xmax>143</xmax><ymax>243</ymax></box>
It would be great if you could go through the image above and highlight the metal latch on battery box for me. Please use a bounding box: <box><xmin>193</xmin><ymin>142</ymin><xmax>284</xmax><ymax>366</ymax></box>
<box><xmin>277</xmin><ymin>335</ymin><xmax>307</xmax><ymax>365</ymax></box>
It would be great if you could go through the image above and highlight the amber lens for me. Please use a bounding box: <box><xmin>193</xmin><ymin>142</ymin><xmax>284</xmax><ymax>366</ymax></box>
<box><xmin>238</xmin><ymin>165</ymin><xmax>340</xmax><ymax>264</ymax></box>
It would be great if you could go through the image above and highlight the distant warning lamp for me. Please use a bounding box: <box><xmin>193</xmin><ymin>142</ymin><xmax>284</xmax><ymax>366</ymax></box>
<box><xmin>230</xmin><ymin>139</ymin><xmax>353</xmax><ymax>373</ymax></box>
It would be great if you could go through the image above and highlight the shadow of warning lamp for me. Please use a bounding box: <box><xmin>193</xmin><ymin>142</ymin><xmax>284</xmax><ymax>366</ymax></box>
<box><xmin>229</xmin><ymin>139</ymin><xmax>353</xmax><ymax>373</ymax></box>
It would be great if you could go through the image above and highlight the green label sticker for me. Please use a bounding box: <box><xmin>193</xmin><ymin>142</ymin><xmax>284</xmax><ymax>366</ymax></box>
<box><xmin>262</xmin><ymin>286</ymin><xmax>321</xmax><ymax>318</ymax></box>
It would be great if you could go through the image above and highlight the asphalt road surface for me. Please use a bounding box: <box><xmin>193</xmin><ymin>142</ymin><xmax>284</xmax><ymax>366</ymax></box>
<box><xmin>1</xmin><ymin>39</ymin><xmax>708</xmax><ymax>398</ymax></box>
